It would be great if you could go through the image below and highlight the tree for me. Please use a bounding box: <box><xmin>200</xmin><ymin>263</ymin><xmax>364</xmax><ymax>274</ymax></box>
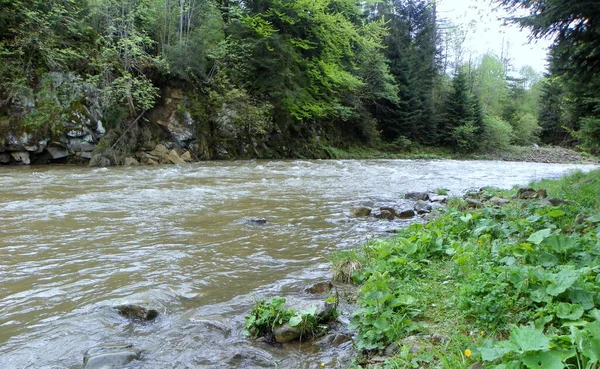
<box><xmin>495</xmin><ymin>0</ymin><xmax>600</xmax><ymax>78</ymax></box>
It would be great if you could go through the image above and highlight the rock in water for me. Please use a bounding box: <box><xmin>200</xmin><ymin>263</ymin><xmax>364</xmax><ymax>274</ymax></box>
<box><xmin>115</xmin><ymin>304</ymin><xmax>159</xmax><ymax>321</ymax></box>
<box><xmin>305</xmin><ymin>281</ymin><xmax>334</xmax><ymax>294</ymax></box>
<box><xmin>396</xmin><ymin>209</ymin><xmax>416</xmax><ymax>218</ymax></box>
<box><xmin>83</xmin><ymin>344</ymin><xmax>142</xmax><ymax>369</ymax></box>
<box><xmin>413</xmin><ymin>200</ymin><xmax>432</xmax><ymax>214</ymax></box>
<box><xmin>349</xmin><ymin>207</ymin><xmax>372</xmax><ymax>217</ymax></box>
<box><xmin>244</xmin><ymin>217</ymin><xmax>267</xmax><ymax>225</ymax></box>
<box><xmin>405</xmin><ymin>192</ymin><xmax>429</xmax><ymax>201</ymax></box>
<box><xmin>273</xmin><ymin>323</ymin><xmax>302</xmax><ymax>343</ymax></box>
<box><xmin>375</xmin><ymin>210</ymin><xmax>395</xmax><ymax>221</ymax></box>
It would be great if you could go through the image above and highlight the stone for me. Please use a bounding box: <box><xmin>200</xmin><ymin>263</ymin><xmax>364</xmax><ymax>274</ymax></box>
<box><xmin>124</xmin><ymin>157</ymin><xmax>140</xmax><ymax>166</ymax></box>
<box><xmin>375</xmin><ymin>210</ymin><xmax>395</xmax><ymax>221</ymax></box>
<box><xmin>114</xmin><ymin>304</ymin><xmax>159</xmax><ymax>321</ymax></box>
<box><xmin>489</xmin><ymin>197</ymin><xmax>510</xmax><ymax>205</ymax></box>
<box><xmin>227</xmin><ymin>347</ymin><xmax>275</xmax><ymax>368</ymax></box>
<box><xmin>79</xmin><ymin>151</ymin><xmax>94</xmax><ymax>160</ymax></box>
<box><xmin>536</xmin><ymin>189</ymin><xmax>548</xmax><ymax>199</ymax></box>
<box><xmin>385</xmin><ymin>342</ymin><xmax>401</xmax><ymax>356</ymax></box>
<box><xmin>149</xmin><ymin>144</ymin><xmax>169</xmax><ymax>159</ymax></box>
<box><xmin>83</xmin><ymin>344</ymin><xmax>142</xmax><ymax>369</ymax></box>
<box><xmin>35</xmin><ymin>140</ymin><xmax>48</xmax><ymax>154</ymax></box>
<box><xmin>465</xmin><ymin>198</ymin><xmax>484</xmax><ymax>208</ymax></box>
<box><xmin>428</xmin><ymin>194</ymin><xmax>448</xmax><ymax>203</ymax></box>
<box><xmin>46</xmin><ymin>143</ymin><xmax>69</xmax><ymax>159</ymax></box>
<box><xmin>157</xmin><ymin>112</ymin><xmax>194</xmax><ymax>145</ymax></box>
<box><xmin>349</xmin><ymin>207</ymin><xmax>372</xmax><ymax>217</ymax></box>
<box><xmin>284</xmin><ymin>298</ymin><xmax>336</xmax><ymax>322</ymax></box>
<box><xmin>0</xmin><ymin>153</ymin><xmax>10</xmax><ymax>164</ymax></box>
<box><xmin>305</xmin><ymin>281</ymin><xmax>334</xmax><ymax>294</ymax></box>
<box><xmin>167</xmin><ymin>149</ymin><xmax>186</xmax><ymax>165</ymax></box>
<box><xmin>414</xmin><ymin>200</ymin><xmax>432</xmax><ymax>214</ymax></box>
<box><xmin>273</xmin><ymin>323</ymin><xmax>302</xmax><ymax>343</ymax></box>
<box><xmin>396</xmin><ymin>209</ymin><xmax>416</xmax><ymax>218</ymax></box>
<box><xmin>180</xmin><ymin>151</ymin><xmax>192</xmax><ymax>162</ymax></box>
<box><xmin>405</xmin><ymin>192</ymin><xmax>429</xmax><ymax>201</ymax></box>
<box><xmin>380</xmin><ymin>206</ymin><xmax>397</xmax><ymax>216</ymax></box>
<box><xmin>245</xmin><ymin>217</ymin><xmax>267</xmax><ymax>225</ymax></box>
<box><xmin>547</xmin><ymin>197</ymin><xmax>571</xmax><ymax>206</ymax></box>
<box><xmin>11</xmin><ymin>151</ymin><xmax>30</xmax><ymax>165</ymax></box>
<box><xmin>69</xmin><ymin>138</ymin><xmax>96</xmax><ymax>152</ymax></box>
<box><xmin>517</xmin><ymin>187</ymin><xmax>537</xmax><ymax>199</ymax></box>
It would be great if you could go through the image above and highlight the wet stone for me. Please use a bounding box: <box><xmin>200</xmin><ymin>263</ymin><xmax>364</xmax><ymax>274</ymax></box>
<box><xmin>245</xmin><ymin>217</ymin><xmax>267</xmax><ymax>225</ymax></box>
<box><xmin>115</xmin><ymin>304</ymin><xmax>159</xmax><ymax>321</ymax></box>
<box><xmin>396</xmin><ymin>209</ymin><xmax>416</xmax><ymax>218</ymax></box>
<box><xmin>83</xmin><ymin>344</ymin><xmax>142</xmax><ymax>369</ymax></box>
<box><xmin>305</xmin><ymin>281</ymin><xmax>334</xmax><ymax>294</ymax></box>
<box><xmin>379</xmin><ymin>206</ymin><xmax>397</xmax><ymax>216</ymax></box>
<box><xmin>375</xmin><ymin>210</ymin><xmax>395</xmax><ymax>221</ymax></box>
<box><xmin>349</xmin><ymin>207</ymin><xmax>371</xmax><ymax>217</ymax></box>
<box><xmin>413</xmin><ymin>200</ymin><xmax>432</xmax><ymax>214</ymax></box>
<box><xmin>405</xmin><ymin>192</ymin><xmax>429</xmax><ymax>201</ymax></box>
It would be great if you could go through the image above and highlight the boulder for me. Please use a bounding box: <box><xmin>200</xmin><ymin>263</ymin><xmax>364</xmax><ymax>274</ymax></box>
<box><xmin>380</xmin><ymin>206</ymin><xmax>397</xmax><ymax>216</ymax></box>
<box><xmin>46</xmin><ymin>143</ymin><xmax>69</xmax><ymax>159</ymax></box>
<box><xmin>396</xmin><ymin>209</ymin><xmax>416</xmax><ymax>218</ymax></box>
<box><xmin>11</xmin><ymin>151</ymin><xmax>30</xmax><ymax>165</ymax></box>
<box><xmin>0</xmin><ymin>153</ymin><xmax>10</xmax><ymax>164</ymax></box>
<box><xmin>124</xmin><ymin>157</ymin><xmax>140</xmax><ymax>166</ymax></box>
<box><xmin>405</xmin><ymin>192</ymin><xmax>429</xmax><ymax>201</ymax></box>
<box><xmin>114</xmin><ymin>304</ymin><xmax>159</xmax><ymax>321</ymax></box>
<box><xmin>465</xmin><ymin>198</ymin><xmax>484</xmax><ymax>208</ymax></box>
<box><xmin>489</xmin><ymin>197</ymin><xmax>510</xmax><ymax>206</ymax></box>
<box><xmin>349</xmin><ymin>207</ymin><xmax>372</xmax><ymax>217</ymax></box>
<box><xmin>284</xmin><ymin>298</ymin><xmax>336</xmax><ymax>322</ymax></box>
<box><xmin>273</xmin><ymin>323</ymin><xmax>302</xmax><ymax>343</ymax></box>
<box><xmin>414</xmin><ymin>200</ymin><xmax>432</xmax><ymax>214</ymax></box>
<box><xmin>149</xmin><ymin>144</ymin><xmax>169</xmax><ymax>160</ymax></box>
<box><xmin>167</xmin><ymin>149</ymin><xmax>186</xmax><ymax>165</ymax></box>
<box><xmin>305</xmin><ymin>281</ymin><xmax>334</xmax><ymax>294</ymax></box>
<box><xmin>547</xmin><ymin>197</ymin><xmax>571</xmax><ymax>206</ymax></box>
<box><xmin>69</xmin><ymin>138</ymin><xmax>96</xmax><ymax>152</ymax></box>
<box><xmin>180</xmin><ymin>151</ymin><xmax>192</xmax><ymax>162</ymax></box>
<box><xmin>375</xmin><ymin>210</ymin><xmax>395</xmax><ymax>221</ymax></box>
<box><xmin>428</xmin><ymin>194</ymin><xmax>448</xmax><ymax>203</ymax></box>
<box><xmin>83</xmin><ymin>344</ymin><xmax>142</xmax><ymax>369</ymax></box>
<box><xmin>517</xmin><ymin>187</ymin><xmax>537</xmax><ymax>199</ymax></box>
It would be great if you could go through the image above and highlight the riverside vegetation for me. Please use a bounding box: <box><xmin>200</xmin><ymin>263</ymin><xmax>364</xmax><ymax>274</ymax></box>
<box><xmin>333</xmin><ymin>169</ymin><xmax>600</xmax><ymax>368</ymax></box>
<box><xmin>1</xmin><ymin>1</ymin><xmax>599</xmax><ymax>165</ymax></box>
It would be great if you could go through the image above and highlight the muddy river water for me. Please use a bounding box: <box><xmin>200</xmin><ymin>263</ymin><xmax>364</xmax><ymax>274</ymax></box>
<box><xmin>0</xmin><ymin>159</ymin><xmax>596</xmax><ymax>368</ymax></box>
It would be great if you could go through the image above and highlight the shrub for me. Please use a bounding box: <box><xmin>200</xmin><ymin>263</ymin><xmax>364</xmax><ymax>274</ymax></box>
<box><xmin>577</xmin><ymin>116</ymin><xmax>600</xmax><ymax>154</ymax></box>
<box><xmin>451</xmin><ymin>122</ymin><xmax>480</xmax><ymax>153</ymax></box>
<box><xmin>482</xmin><ymin>115</ymin><xmax>513</xmax><ymax>150</ymax></box>
<box><xmin>510</xmin><ymin>112</ymin><xmax>541</xmax><ymax>145</ymax></box>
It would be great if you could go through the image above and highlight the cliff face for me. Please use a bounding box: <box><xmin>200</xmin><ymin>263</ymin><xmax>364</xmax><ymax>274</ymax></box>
<box><xmin>0</xmin><ymin>85</ymin><xmax>294</xmax><ymax>166</ymax></box>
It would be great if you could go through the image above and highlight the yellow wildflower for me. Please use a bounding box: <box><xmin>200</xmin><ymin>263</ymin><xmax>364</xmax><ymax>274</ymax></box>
<box><xmin>464</xmin><ymin>349</ymin><xmax>472</xmax><ymax>357</ymax></box>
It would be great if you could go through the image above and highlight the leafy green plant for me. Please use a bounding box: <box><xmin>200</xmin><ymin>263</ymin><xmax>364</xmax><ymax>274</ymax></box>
<box><xmin>245</xmin><ymin>297</ymin><xmax>293</xmax><ymax>338</ymax></box>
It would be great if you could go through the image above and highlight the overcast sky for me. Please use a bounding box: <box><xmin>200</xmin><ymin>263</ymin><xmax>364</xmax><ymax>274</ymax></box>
<box><xmin>437</xmin><ymin>0</ymin><xmax>553</xmax><ymax>74</ymax></box>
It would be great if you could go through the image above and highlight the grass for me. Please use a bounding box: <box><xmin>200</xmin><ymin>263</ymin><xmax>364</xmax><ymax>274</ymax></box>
<box><xmin>340</xmin><ymin>169</ymin><xmax>600</xmax><ymax>369</ymax></box>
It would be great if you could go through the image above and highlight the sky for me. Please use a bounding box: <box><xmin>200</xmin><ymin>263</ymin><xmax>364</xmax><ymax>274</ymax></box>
<box><xmin>437</xmin><ymin>0</ymin><xmax>553</xmax><ymax>74</ymax></box>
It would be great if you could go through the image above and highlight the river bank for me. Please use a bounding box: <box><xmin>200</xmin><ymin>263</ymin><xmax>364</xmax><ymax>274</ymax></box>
<box><xmin>341</xmin><ymin>168</ymin><xmax>600</xmax><ymax>368</ymax></box>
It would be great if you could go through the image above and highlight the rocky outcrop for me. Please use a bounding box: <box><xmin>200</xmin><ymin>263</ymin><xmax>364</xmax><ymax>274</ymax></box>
<box><xmin>83</xmin><ymin>344</ymin><xmax>142</xmax><ymax>369</ymax></box>
<box><xmin>405</xmin><ymin>192</ymin><xmax>429</xmax><ymax>201</ymax></box>
<box><xmin>414</xmin><ymin>200</ymin><xmax>432</xmax><ymax>214</ymax></box>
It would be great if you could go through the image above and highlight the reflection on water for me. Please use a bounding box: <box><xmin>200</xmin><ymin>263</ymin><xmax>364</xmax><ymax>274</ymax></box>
<box><xmin>0</xmin><ymin>159</ymin><xmax>595</xmax><ymax>368</ymax></box>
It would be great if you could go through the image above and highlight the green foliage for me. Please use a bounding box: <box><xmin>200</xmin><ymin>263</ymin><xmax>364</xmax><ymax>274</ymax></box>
<box><xmin>346</xmin><ymin>169</ymin><xmax>600</xmax><ymax>368</ymax></box>
<box><xmin>482</xmin><ymin>115</ymin><xmax>513</xmax><ymax>150</ymax></box>
<box><xmin>510</xmin><ymin>112</ymin><xmax>541</xmax><ymax>145</ymax></box>
<box><xmin>245</xmin><ymin>296</ymin><xmax>334</xmax><ymax>341</ymax></box>
<box><xmin>451</xmin><ymin>122</ymin><xmax>480</xmax><ymax>153</ymax></box>
<box><xmin>578</xmin><ymin>117</ymin><xmax>600</xmax><ymax>154</ymax></box>
<box><xmin>245</xmin><ymin>296</ymin><xmax>293</xmax><ymax>338</ymax></box>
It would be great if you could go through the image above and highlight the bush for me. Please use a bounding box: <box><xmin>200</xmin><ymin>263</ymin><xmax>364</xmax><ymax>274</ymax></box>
<box><xmin>577</xmin><ymin>116</ymin><xmax>600</xmax><ymax>154</ymax></box>
<box><xmin>482</xmin><ymin>115</ymin><xmax>513</xmax><ymax>150</ymax></box>
<box><xmin>510</xmin><ymin>112</ymin><xmax>541</xmax><ymax>145</ymax></box>
<box><xmin>451</xmin><ymin>122</ymin><xmax>480</xmax><ymax>153</ymax></box>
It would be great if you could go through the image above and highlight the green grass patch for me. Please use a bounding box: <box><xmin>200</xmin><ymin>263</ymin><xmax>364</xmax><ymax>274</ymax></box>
<box><xmin>344</xmin><ymin>169</ymin><xmax>600</xmax><ymax>368</ymax></box>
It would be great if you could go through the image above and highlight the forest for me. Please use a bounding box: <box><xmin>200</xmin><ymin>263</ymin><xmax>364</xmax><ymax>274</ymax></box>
<box><xmin>0</xmin><ymin>0</ymin><xmax>598</xmax><ymax>164</ymax></box>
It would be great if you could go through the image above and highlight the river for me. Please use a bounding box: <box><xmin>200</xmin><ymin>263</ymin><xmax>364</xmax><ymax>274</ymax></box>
<box><xmin>0</xmin><ymin>159</ymin><xmax>596</xmax><ymax>369</ymax></box>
